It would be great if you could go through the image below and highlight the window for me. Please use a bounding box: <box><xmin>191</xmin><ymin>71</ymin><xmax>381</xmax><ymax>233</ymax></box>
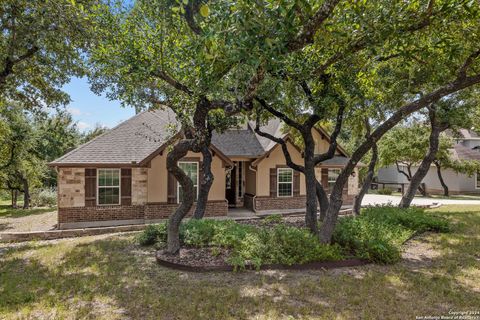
<box><xmin>328</xmin><ymin>169</ymin><xmax>341</xmax><ymax>191</ymax></box>
<box><xmin>476</xmin><ymin>171</ymin><xmax>480</xmax><ymax>189</ymax></box>
<box><xmin>97</xmin><ymin>169</ymin><xmax>120</xmax><ymax>205</ymax></box>
<box><xmin>277</xmin><ymin>168</ymin><xmax>293</xmax><ymax>197</ymax></box>
<box><xmin>178</xmin><ymin>162</ymin><xmax>198</xmax><ymax>202</ymax></box>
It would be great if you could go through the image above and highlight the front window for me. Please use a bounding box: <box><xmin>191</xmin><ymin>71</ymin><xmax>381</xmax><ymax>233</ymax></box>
<box><xmin>328</xmin><ymin>169</ymin><xmax>341</xmax><ymax>191</ymax></box>
<box><xmin>97</xmin><ymin>169</ymin><xmax>120</xmax><ymax>205</ymax></box>
<box><xmin>277</xmin><ymin>168</ymin><xmax>293</xmax><ymax>197</ymax></box>
<box><xmin>178</xmin><ymin>162</ymin><xmax>198</xmax><ymax>202</ymax></box>
<box><xmin>476</xmin><ymin>171</ymin><xmax>480</xmax><ymax>189</ymax></box>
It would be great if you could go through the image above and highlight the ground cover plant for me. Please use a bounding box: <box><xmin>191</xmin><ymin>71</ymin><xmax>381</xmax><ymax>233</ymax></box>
<box><xmin>139</xmin><ymin>206</ymin><xmax>450</xmax><ymax>268</ymax></box>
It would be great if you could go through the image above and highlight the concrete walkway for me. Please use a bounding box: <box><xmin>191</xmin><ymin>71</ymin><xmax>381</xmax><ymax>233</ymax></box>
<box><xmin>362</xmin><ymin>194</ymin><xmax>480</xmax><ymax>206</ymax></box>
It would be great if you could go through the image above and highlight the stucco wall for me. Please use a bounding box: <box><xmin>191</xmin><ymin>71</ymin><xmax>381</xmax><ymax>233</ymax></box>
<box><xmin>58</xmin><ymin>168</ymin><xmax>85</xmax><ymax>208</ymax></box>
<box><xmin>147</xmin><ymin>150</ymin><xmax>227</xmax><ymax>202</ymax></box>
<box><xmin>256</xmin><ymin>141</ymin><xmax>306</xmax><ymax>197</ymax></box>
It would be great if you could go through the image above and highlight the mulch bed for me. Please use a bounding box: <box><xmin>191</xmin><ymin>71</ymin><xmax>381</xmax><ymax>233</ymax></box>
<box><xmin>156</xmin><ymin>215</ymin><xmax>370</xmax><ymax>272</ymax></box>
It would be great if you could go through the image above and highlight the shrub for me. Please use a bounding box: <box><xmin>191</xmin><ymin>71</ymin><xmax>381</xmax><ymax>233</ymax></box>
<box><xmin>30</xmin><ymin>188</ymin><xmax>57</xmax><ymax>207</ymax></box>
<box><xmin>229</xmin><ymin>225</ymin><xmax>343</xmax><ymax>270</ymax></box>
<box><xmin>262</xmin><ymin>214</ymin><xmax>283</xmax><ymax>224</ymax></box>
<box><xmin>377</xmin><ymin>188</ymin><xmax>393</xmax><ymax>195</ymax></box>
<box><xmin>334</xmin><ymin>206</ymin><xmax>450</xmax><ymax>264</ymax></box>
<box><xmin>137</xmin><ymin>223</ymin><xmax>167</xmax><ymax>246</ymax></box>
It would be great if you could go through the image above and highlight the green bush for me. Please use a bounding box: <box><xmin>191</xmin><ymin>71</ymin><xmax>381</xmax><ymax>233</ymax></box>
<box><xmin>137</xmin><ymin>223</ymin><xmax>167</xmax><ymax>246</ymax></box>
<box><xmin>333</xmin><ymin>206</ymin><xmax>450</xmax><ymax>264</ymax></box>
<box><xmin>228</xmin><ymin>225</ymin><xmax>343</xmax><ymax>270</ymax></box>
<box><xmin>377</xmin><ymin>188</ymin><xmax>393</xmax><ymax>195</ymax></box>
<box><xmin>30</xmin><ymin>188</ymin><xmax>57</xmax><ymax>207</ymax></box>
<box><xmin>262</xmin><ymin>214</ymin><xmax>283</xmax><ymax>224</ymax></box>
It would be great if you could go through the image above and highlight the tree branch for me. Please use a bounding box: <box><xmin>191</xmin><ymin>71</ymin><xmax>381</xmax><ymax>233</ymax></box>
<box><xmin>254</xmin><ymin>112</ymin><xmax>305</xmax><ymax>173</ymax></box>
<box><xmin>255</xmin><ymin>97</ymin><xmax>303</xmax><ymax>131</ymax></box>
<box><xmin>287</xmin><ymin>0</ymin><xmax>341</xmax><ymax>52</ymax></box>
<box><xmin>151</xmin><ymin>69</ymin><xmax>193</xmax><ymax>96</ymax></box>
<box><xmin>0</xmin><ymin>46</ymin><xmax>39</xmax><ymax>86</ymax></box>
<box><xmin>183</xmin><ymin>1</ymin><xmax>202</xmax><ymax>35</ymax></box>
<box><xmin>313</xmin><ymin>101</ymin><xmax>345</xmax><ymax>164</ymax></box>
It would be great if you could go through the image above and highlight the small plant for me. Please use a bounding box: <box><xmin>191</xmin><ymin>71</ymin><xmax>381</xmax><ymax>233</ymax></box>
<box><xmin>377</xmin><ymin>188</ymin><xmax>393</xmax><ymax>195</ymax></box>
<box><xmin>262</xmin><ymin>214</ymin><xmax>283</xmax><ymax>224</ymax></box>
<box><xmin>30</xmin><ymin>188</ymin><xmax>57</xmax><ymax>207</ymax></box>
<box><xmin>137</xmin><ymin>223</ymin><xmax>167</xmax><ymax>246</ymax></box>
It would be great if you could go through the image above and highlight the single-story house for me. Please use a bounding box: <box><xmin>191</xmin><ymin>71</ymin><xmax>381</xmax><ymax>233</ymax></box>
<box><xmin>50</xmin><ymin>108</ymin><xmax>360</xmax><ymax>229</ymax></box>
<box><xmin>377</xmin><ymin>129</ymin><xmax>480</xmax><ymax>194</ymax></box>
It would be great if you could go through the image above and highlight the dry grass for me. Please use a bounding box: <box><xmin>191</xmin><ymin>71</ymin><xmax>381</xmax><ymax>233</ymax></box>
<box><xmin>0</xmin><ymin>200</ymin><xmax>57</xmax><ymax>232</ymax></box>
<box><xmin>0</xmin><ymin>205</ymin><xmax>479</xmax><ymax>319</ymax></box>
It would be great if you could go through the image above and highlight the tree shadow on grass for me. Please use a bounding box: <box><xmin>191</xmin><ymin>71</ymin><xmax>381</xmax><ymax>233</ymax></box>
<box><xmin>1</xmin><ymin>208</ymin><xmax>479</xmax><ymax>319</ymax></box>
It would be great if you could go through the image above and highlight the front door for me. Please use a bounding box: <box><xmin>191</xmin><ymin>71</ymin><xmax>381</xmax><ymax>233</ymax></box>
<box><xmin>226</xmin><ymin>165</ymin><xmax>236</xmax><ymax>207</ymax></box>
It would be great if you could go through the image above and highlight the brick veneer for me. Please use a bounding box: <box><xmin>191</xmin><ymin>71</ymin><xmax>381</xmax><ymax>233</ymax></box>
<box><xmin>58</xmin><ymin>200</ymin><xmax>228</xmax><ymax>228</ymax></box>
<box><xmin>254</xmin><ymin>196</ymin><xmax>307</xmax><ymax>211</ymax></box>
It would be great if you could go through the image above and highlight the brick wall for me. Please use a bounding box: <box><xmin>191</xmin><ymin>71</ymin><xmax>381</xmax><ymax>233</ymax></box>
<box><xmin>145</xmin><ymin>200</ymin><xmax>228</xmax><ymax>220</ymax></box>
<box><xmin>254</xmin><ymin>196</ymin><xmax>306</xmax><ymax>211</ymax></box>
<box><xmin>58</xmin><ymin>200</ymin><xmax>228</xmax><ymax>227</ymax></box>
<box><xmin>58</xmin><ymin>168</ymin><xmax>85</xmax><ymax>208</ymax></box>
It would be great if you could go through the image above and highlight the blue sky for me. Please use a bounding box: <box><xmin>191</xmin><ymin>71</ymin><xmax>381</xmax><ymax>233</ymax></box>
<box><xmin>62</xmin><ymin>77</ymin><xmax>136</xmax><ymax>131</ymax></box>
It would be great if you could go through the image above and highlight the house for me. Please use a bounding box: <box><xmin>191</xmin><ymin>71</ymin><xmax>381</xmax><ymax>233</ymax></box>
<box><xmin>377</xmin><ymin>129</ymin><xmax>480</xmax><ymax>194</ymax></box>
<box><xmin>50</xmin><ymin>108</ymin><xmax>360</xmax><ymax>229</ymax></box>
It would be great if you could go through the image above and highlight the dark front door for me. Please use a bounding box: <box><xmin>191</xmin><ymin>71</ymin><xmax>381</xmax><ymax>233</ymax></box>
<box><xmin>226</xmin><ymin>166</ymin><xmax>236</xmax><ymax>207</ymax></box>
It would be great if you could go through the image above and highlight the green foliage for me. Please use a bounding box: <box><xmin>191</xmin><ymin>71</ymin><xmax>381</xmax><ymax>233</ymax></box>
<box><xmin>333</xmin><ymin>206</ymin><xmax>450</xmax><ymax>264</ymax></box>
<box><xmin>377</xmin><ymin>188</ymin><xmax>393</xmax><ymax>195</ymax></box>
<box><xmin>30</xmin><ymin>188</ymin><xmax>57</xmax><ymax>208</ymax></box>
<box><xmin>228</xmin><ymin>225</ymin><xmax>343</xmax><ymax>270</ymax></box>
<box><xmin>138</xmin><ymin>219</ymin><xmax>343</xmax><ymax>269</ymax></box>
<box><xmin>262</xmin><ymin>214</ymin><xmax>283</xmax><ymax>224</ymax></box>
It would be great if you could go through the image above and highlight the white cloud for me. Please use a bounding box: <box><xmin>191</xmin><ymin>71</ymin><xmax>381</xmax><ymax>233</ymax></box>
<box><xmin>77</xmin><ymin>122</ymin><xmax>91</xmax><ymax>130</ymax></box>
<box><xmin>67</xmin><ymin>107</ymin><xmax>82</xmax><ymax>116</ymax></box>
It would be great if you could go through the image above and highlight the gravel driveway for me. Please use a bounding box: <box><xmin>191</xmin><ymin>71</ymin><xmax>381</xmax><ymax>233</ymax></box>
<box><xmin>362</xmin><ymin>194</ymin><xmax>480</xmax><ymax>206</ymax></box>
<box><xmin>0</xmin><ymin>210</ymin><xmax>57</xmax><ymax>232</ymax></box>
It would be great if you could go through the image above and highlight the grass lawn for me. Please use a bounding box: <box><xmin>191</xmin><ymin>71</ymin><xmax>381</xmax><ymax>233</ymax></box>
<box><xmin>0</xmin><ymin>199</ymin><xmax>55</xmax><ymax>218</ymax></box>
<box><xmin>1</xmin><ymin>205</ymin><xmax>479</xmax><ymax>319</ymax></box>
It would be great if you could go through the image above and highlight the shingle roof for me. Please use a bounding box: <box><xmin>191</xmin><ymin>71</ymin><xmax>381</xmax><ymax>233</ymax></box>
<box><xmin>50</xmin><ymin>108</ymin><xmax>179</xmax><ymax>165</ymax></box>
<box><xmin>211</xmin><ymin>130</ymin><xmax>264</xmax><ymax>157</ymax></box>
<box><xmin>51</xmin><ymin>107</ymin><xmax>352</xmax><ymax>166</ymax></box>
<box><xmin>451</xmin><ymin>144</ymin><xmax>480</xmax><ymax>161</ymax></box>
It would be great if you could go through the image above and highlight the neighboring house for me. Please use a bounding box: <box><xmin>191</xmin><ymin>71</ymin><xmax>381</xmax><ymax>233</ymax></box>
<box><xmin>50</xmin><ymin>108</ymin><xmax>360</xmax><ymax>229</ymax></box>
<box><xmin>377</xmin><ymin>129</ymin><xmax>480</xmax><ymax>194</ymax></box>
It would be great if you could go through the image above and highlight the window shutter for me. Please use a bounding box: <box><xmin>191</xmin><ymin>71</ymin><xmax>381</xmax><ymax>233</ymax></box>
<box><xmin>167</xmin><ymin>172</ymin><xmax>177</xmax><ymax>204</ymax></box>
<box><xmin>121</xmin><ymin>168</ymin><xmax>132</xmax><ymax>206</ymax></box>
<box><xmin>321</xmin><ymin>168</ymin><xmax>329</xmax><ymax>190</ymax></box>
<box><xmin>270</xmin><ymin>168</ymin><xmax>277</xmax><ymax>197</ymax></box>
<box><xmin>85</xmin><ymin>168</ymin><xmax>96</xmax><ymax>207</ymax></box>
<box><xmin>293</xmin><ymin>170</ymin><xmax>300</xmax><ymax>196</ymax></box>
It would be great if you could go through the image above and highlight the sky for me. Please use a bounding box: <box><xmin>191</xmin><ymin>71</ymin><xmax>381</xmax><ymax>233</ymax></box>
<box><xmin>61</xmin><ymin>77</ymin><xmax>136</xmax><ymax>131</ymax></box>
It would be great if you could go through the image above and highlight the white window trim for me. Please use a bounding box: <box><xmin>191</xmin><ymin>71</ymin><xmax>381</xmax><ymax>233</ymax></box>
<box><xmin>177</xmin><ymin>161</ymin><xmax>199</xmax><ymax>203</ymax></box>
<box><xmin>476</xmin><ymin>171</ymin><xmax>480</xmax><ymax>189</ymax></box>
<box><xmin>328</xmin><ymin>168</ymin><xmax>341</xmax><ymax>184</ymax></box>
<box><xmin>277</xmin><ymin>167</ymin><xmax>293</xmax><ymax>197</ymax></box>
<box><xmin>97</xmin><ymin>168</ymin><xmax>121</xmax><ymax>206</ymax></box>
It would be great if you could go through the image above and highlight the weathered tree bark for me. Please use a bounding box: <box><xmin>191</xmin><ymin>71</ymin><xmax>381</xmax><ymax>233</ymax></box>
<box><xmin>353</xmin><ymin>142</ymin><xmax>378</xmax><ymax>215</ymax></box>
<box><xmin>166</xmin><ymin>139</ymin><xmax>195</xmax><ymax>254</ymax></box>
<box><xmin>11</xmin><ymin>190</ymin><xmax>18</xmax><ymax>209</ymax></box>
<box><xmin>434</xmin><ymin>160</ymin><xmax>449</xmax><ymax>196</ymax></box>
<box><xmin>318</xmin><ymin>70</ymin><xmax>480</xmax><ymax>243</ymax></box>
<box><xmin>22</xmin><ymin>177</ymin><xmax>29</xmax><ymax>209</ymax></box>
<box><xmin>316</xmin><ymin>180</ymin><xmax>329</xmax><ymax>222</ymax></box>
<box><xmin>400</xmin><ymin>109</ymin><xmax>448</xmax><ymax>208</ymax></box>
<box><xmin>193</xmin><ymin>145</ymin><xmax>214</xmax><ymax>219</ymax></box>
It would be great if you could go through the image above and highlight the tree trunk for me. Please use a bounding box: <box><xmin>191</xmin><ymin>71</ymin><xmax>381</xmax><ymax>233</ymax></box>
<box><xmin>304</xmin><ymin>163</ymin><xmax>319</xmax><ymax>234</ymax></box>
<box><xmin>353</xmin><ymin>142</ymin><xmax>378</xmax><ymax>215</ymax></box>
<box><xmin>399</xmin><ymin>110</ymin><xmax>446</xmax><ymax>208</ymax></box>
<box><xmin>316</xmin><ymin>180</ymin><xmax>329</xmax><ymax>222</ymax></box>
<box><xmin>22</xmin><ymin>177</ymin><xmax>29</xmax><ymax>209</ymax></box>
<box><xmin>193</xmin><ymin>145</ymin><xmax>214</xmax><ymax>219</ymax></box>
<box><xmin>11</xmin><ymin>190</ymin><xmax>18</xmax><ymax>209</ymax></box>
<box><xmin>434</xmin><ymin>160</ymin><xmax>449</xmax><ymax>197</ymax></box>
<box><xmin>166</xmin><ymin>139</ymin><xmax>195</xmax><ymax>254</ymax></box>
